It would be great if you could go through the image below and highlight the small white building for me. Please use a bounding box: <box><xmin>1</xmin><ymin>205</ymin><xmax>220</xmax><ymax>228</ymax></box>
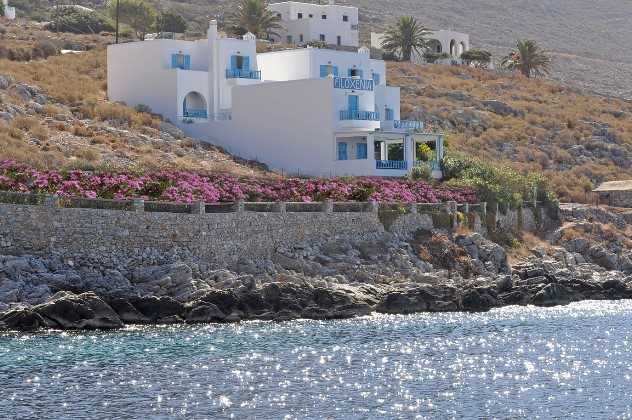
<box><xmin>268</xmin><ymin>1</ymin><xmax>359</xmax><ymax>48</ymax></box>
<box><xmin>107</xmin><ymin>21</ymin><xmax>444</xmax><ymax>178</ymax></box>
<box><xmin>371</xmin><ymin>30</ymin><xmax>470</xmax><ymax>64</ymax></box>
<box><xmin>2</xmin><ymin>0</ymin><xmax>16</xmax><ymax>20</ymax></box>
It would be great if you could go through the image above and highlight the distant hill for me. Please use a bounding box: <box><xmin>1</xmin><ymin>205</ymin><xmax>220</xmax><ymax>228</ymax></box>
<box><xmin>21</xmin><ymin>0</ymin><xmax>630</xmax><ymax>100</ymax></box>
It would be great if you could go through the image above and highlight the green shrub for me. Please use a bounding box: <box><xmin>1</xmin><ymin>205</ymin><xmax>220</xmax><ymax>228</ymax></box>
<box><xmin>409</xmin><ymin>164</ymin><xmax>431</xmax><ymax>181</ymax></box>
<box><xmin>46</xmin><ymin>7</ymin><xmax>114</xmax><ymax>34</ymax></box>
<box><xmin>442</xmin><ymin>152</ymin><xmax>557</xmax><ymax>210</ymax></box>
<box><xmin>423</xmin><ymin>52</ymin><xmax>450</xmax><ymax>63</ymax></box>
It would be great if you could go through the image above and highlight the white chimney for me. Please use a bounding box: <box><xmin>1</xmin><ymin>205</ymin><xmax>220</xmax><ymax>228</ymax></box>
<box><xmin>207</xmin><ymin>19</ymin><xmax>218</xmax><ymax>40</ymax></box>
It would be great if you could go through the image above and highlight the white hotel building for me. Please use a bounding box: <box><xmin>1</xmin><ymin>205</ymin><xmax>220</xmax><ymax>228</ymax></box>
<box><xmin>107</xmin><ymin>20</ymin><xmax>444</xmax><ymax>177</ymax></box>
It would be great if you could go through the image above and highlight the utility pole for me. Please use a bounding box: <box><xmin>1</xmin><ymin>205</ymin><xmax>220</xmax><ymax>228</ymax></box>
<box><xmin>115</xmin><ymin>0</ymin><xmax>120</xmax><ymax>44</ymax></box>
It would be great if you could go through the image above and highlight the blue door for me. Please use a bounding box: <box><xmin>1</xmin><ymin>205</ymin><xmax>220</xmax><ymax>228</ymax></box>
<box><xmin>356</xmin><ymin>143</ymin><xmax>367</xmax><ymax>159</ymax></box>
<box><xmin>348</xmin><ymin>95</ymin><xmax>359</xmax><ymax>111</ymax></box>
<box><xmin>337</xmin><ymin>142</ymin><xmax>348</xmax><ymax>160</ymax></box>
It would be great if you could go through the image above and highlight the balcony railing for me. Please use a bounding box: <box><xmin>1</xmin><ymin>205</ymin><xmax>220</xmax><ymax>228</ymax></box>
<box><xmin>376</xmin><ymin>160</ymin><xmax>407</xmax><ymax>170</ymax></box>
<box><xmin>183</xmin><ymin>109</ymin><xmax>208</xmax><ymax>119</ymax></box>
<box><xmin>414</xmin><ymin>160</ymin><xmax>441</xmax><ymax>170</ymax></box>
<box><xmin>226</xmin><ymin>69</ymin><xmax>262</xmax><ymax>80</ymax></box>
<box><xmin>394</xmin><ymin>120</ymin><xmax>423</xmax><ymax>130</ymax></box>
<box><xmin>340</xmin><ymin>110</ymin><xmax>380</xmax><ymax>121</ymax></box>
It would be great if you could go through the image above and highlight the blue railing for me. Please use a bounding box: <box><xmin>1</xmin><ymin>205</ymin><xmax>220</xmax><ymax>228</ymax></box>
<box><xmin>394</xmin><ymin>120</ymin><xmax>423</xmax><ymax>130</ymax></box>
<box><xmin>376</xmin><ymin>160</ymin><xmax>407</xmax><ymax>170</ymax></box>
<box><xmin>414</xmin><ymin>160</ymin><xmax>441</xmax><ymax>170</ymax></box>
<box><xmin>183</xmin><ymin>109</ymin><xmax>208</xmax><ymax>118</ymax></box>
<box><xmin>226</xmin><ymin>69</ymin><xmax>262</xmax><ymax>80</ymax></box>
<box><xmin>340</xmin><ymin>110</ymin><xmax>380</xmax><ymax>121</ymax></box>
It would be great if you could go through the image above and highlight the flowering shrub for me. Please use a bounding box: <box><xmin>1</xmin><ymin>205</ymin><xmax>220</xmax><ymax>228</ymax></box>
<box><xmin>0</xmin><ymin>160</ymin><xmax>477</xmax><ymax>203</ymax></box>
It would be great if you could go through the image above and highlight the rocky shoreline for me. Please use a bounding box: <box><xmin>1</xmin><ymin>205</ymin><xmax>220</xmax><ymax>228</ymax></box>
<box><xmin>2</xmin><ymin>204</ymin><xmax>632</xmax><ymax>332</ymax></box>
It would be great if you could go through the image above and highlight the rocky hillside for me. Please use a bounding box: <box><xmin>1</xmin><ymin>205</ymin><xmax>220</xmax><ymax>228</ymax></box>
<box><xmin>16</xmin><ymin>0</ymin><xmax>632</xmax><ymax>99</ymax></box>
<box><xmin>391</xmin><ymin>62</ymin><xmax>632</xmax><ymax>202</ymax></box>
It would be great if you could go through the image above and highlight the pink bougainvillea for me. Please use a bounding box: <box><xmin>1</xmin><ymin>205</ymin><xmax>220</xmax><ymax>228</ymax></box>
<box><xmin>0</xmin><ymin>160</ymin><xmax>477</xmax><ymax>204</ymax></box>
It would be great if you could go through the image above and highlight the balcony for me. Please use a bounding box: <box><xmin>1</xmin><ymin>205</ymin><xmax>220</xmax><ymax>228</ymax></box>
<box><xmin>376</xmin><ymin>160</ymin><xmax>407</xmax><ymax>170</ymax></box>
<box><xmin>340</xmin><ymin>110</ymin><xmax>380</xmax><ymax>121</ymax></box>
<box><xmin>183</xmin><ymin>109</ymin><xmax>208</xmax><ymax>119</ymax></box>
<box><xmin>226</xmin><ymin>69</ymin><xmax>262</xmax><ymax>80</ymax></box>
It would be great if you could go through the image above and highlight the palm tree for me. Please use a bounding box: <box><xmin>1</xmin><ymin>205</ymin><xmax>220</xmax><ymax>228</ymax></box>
<box><xmin>227</xmin><ymin>0</ymin><xmax>281</xmax><ymax>39</ymax></box>
<box><xmin>381</xmin><ymin>16</ymin><xmax>430</xmax><ymax>61</ymax></box>
<box><xmin>501</xmin><ymin>39</ymin><xmax>551</xmax><ymax>78</ymax></box>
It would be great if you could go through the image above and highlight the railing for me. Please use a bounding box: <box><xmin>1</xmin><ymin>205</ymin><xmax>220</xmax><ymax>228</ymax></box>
<box><xmin>226</xmin><ymin>69</ymin><xmax>262</xmax><ymax>80</ymax></box>
<box><xmin>414</xmin><ymin>160</ymin><xmax>442</xmax><ymax>171</ymax></box>
<box><xmin>340</xmin><ymin>110</ymin><xmax>380</xmax><ymax>121</ymax></box>
<box><xmin>394</xmin><ymin>120</ymin><xmax>423</xmax><ymax>130</ymax></box>
<box><xmin>376</xmin><ymin>160</ymin><xmax>407</xmax><ymax>170</ymax></box>
<box><xmin>183</xmin><ymin>109</ymin><xmax>208</xmax><ymax>119</ymax></box>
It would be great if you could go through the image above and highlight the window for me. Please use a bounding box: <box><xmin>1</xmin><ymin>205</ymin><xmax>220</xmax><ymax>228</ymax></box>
<box><xmin>230</xmin><ymin>55</ymin><xmax>250</xmax><ymax>71</ymax></box>
<box><xmin>308</xmin><ymin>14</ymin><xmax>313</xmax><ymax>18</ymax></box>
<box><xmin>337</xmin><ymin>36</ymin><xmax>341</xmax><ymax>46</ymax></box>
<box><xmin>337</xmin><ymin>142</ymin><xmax>348</xmax><ymax>160</ymax></box>
<box><xmin>356</xmin><ymin>143</ymin><xmax>367</xmax><ymax>159</ymax></box>
<box><xmin>372</xmin><ymin>72</ymin><xmax>380</xmax><ymax>85</ymax></box>
<box><xmin>298</xmin><ymin>12</ymin><xmax>303</xmax><ymax>19</ymax></box>
<box><xmin>348</xmin><ymin>95</ymin><xmax>359</xmax><ymax>112</ymax></box>
<box><xmin>299</xmin><ymin>34</ymin><xmax>304</xmax><ymax>42</ymax></box>
<box><xmin>319</xmin><ymin>34</ymin><xmax>326</xmax><ymax>42</ymax></box>
<box><xmin>286</xmin><ymin>35</ymin><xmax>293</xmax><ymax>44</ymax></box>
<box><xmin>171</xmin><ymin>53</ymin><xmax>191</xmax><ymax>70</ymax></box>
<box><xmin>320</xmin><ymin>64</ymin><xmax>338</xmax><ymax>77</ymax></box>
<box><xmin>348</xmin><ymin>68</ymin><xmax>363</xmax><ymax>78</ymax></box>
<box><xmin>321</xmin><ymin>14</ymin><xmax>327</xmax><ymax>19</ymax></box>
<box><xmin>276</xmin><ymin>13</ymin><xmax>281</xmax><ymax>18</ymax></box>
<box><xmin>342</xmin><ymin>15</ymin><xmax>348</xmax><ymax>22</ymax></box>
<box><xmin>385</xmin><ymin>107</ymin><xmax>394</xmax><ymax>120</ymax></box>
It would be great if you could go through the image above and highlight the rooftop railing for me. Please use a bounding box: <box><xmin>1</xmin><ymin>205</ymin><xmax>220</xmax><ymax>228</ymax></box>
<box><xmin>394</xmin><ymin>120</ymin><xmax>423</xmax><ymax>130</ymax></box>
<box><xmin>226</xmin><ymin>69</ymin><xmax>262</xmax><ymax>80</ymax></box>
<box><xmin>183</xmin><ymin>109</ymin><xmax>208</xmax><ymax>119</ymax></box>
<box><xmin>340</xmin><ymin>110</ymin><xmax>380</xmax><ymax>121</ymax></box>
<box><xmin>376</xmin><ymin>160</ymin><xmax>407</xmax><ymax>170</ymax></box>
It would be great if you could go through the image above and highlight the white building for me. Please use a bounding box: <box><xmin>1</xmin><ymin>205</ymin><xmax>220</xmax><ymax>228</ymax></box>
<box><xmin>2</xmin><ymin>0</ymin><xmax>16</xmax><ymax>20</ymax></box>
<box><xmin>371</xmin><ymin>30</ymin><xmax>470</xmax><ymax>64</ymax></box>
<box><xmin>107</xmin><ymin>21</ymin><xmax>444</xmax><ymax>178</ymax></box>
<box><xmin>268</xmin><ymin>1</ymin><xmax>359</xmax><ymax>48</ymax></box>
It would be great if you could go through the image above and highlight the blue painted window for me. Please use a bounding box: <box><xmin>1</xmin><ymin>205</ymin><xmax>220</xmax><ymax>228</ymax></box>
<box><xmin>171</xmin><ymin>53</ymin><xmax>191</xmax><ymax>70</ymax></box>
<box><xmin>230</xmin><ymin>55</ymin><xmax>238</xmax><ymax>70</ymax></box>
<box><xmin>320</xmin><ymin>65</ymin><xmax>339</xmax><ymax>77</ymax></box>
<box><xmin>348</xmin><ymin>95</ymin><xmax>359</xmax><ymax>112</ymax></box>
<box><xmin>356</xmin><ymin>143</ymin><xmax>367</xmax><ymax>159</ymax></box>
<box><xmin>385</xmin><ymin>108</ymin><xmax>394</xmax><ymax>120</ymax></box>
<box><xmin>372</xmin><ymin>73</ymin><xmax>380</xmax><ymax>85</ymax></box>
<box><xmin>242</xmin><ymin>56</ymin><xmax>250</xmax><ymax>71</ymax></box>
<box><xmin>337</xmin><ymin>142</ymin><xmax>348</xmax><ymax>160</ymax></box>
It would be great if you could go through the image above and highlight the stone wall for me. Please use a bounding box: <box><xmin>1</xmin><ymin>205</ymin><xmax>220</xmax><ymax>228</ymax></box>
<box><xmin>0</xmin><ymin>204</ymin><xmax>387</xmax><ymax>267</ymax></box>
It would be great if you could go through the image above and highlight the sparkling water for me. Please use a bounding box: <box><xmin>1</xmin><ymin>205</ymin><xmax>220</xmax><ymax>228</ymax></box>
<box><xmin>2</xmin><ymin>301</ymin><xmax>632</xmax><ymax>418</ymax></box>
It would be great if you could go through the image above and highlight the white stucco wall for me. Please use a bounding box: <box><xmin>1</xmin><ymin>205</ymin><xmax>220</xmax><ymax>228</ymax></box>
<box><xmin>371</xmin><ymin>30</ymin><xmax>470</xmax><ymax>61</ymax></box>
<box><xmin>269</xmin><ymin>1</ymin><xmax>359</xmax><ymax>47</ymax></box>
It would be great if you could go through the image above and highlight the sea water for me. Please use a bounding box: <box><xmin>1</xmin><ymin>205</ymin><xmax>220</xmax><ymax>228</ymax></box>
<box><xmin>2</xmin><ymin>300</ymin><xmax>632</xmax><ymax>419</ymax></box>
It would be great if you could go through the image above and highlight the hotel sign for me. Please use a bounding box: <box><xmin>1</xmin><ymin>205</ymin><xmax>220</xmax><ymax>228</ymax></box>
<box><xmin>333</xmin><ymin>77</ymin><xmax>374</xmax><ymax>91</ymax></box>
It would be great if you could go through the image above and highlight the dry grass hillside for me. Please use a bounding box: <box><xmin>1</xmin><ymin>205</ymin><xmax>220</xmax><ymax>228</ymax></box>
<box><xmin>390</xmin><ymin>62</ymin><xmax>632</xmax><ymax>202</ymax></box>
<box><xmin>1</xmin><ymin>22</ymin><xmax>632</xmax><ymax>201</ymax></box>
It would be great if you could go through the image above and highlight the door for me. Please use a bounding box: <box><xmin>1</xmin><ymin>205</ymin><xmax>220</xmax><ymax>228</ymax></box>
<box><xmin>337</xmin><ymin>142</ymin><xmax>348</xmax><ymax>160</ymax></box>
<box><xmin>348</xmin><ymin>95</ymin><xmax>359</xmax><ymax>113</ymax></box>
<box><xmin>356</xmin><ymin>143</ymin><xmax>367</xmax><ymax>159</ymax></box>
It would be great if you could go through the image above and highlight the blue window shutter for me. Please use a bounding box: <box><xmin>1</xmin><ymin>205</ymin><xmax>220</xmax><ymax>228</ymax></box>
<box><xmin>348</xmin><ymin>68</ymin><xmax>353</xmax><ymax>77</ymax></box>
<box><xmin>373</xmin><ymin>73</ymin><xmax>380</xmax><ymax>84</ymax></box>
<box><xmin>171</xmin><ymin>54</ymin><xmax>178</xmax><ymax>68</ymax></box>
<box><xmin>184</xmin><ymin>55</ymin><xmax>191</xmax><ymax>70</ymax></box>
<box><xmin>348</xmin><ymin>95</ymin><xmax>359</xmax><ymax>112</ymax></box>
<box><xmin>320</xmin><ymin>65</ymin><xmax>328</xmax><ymax>78</ymax></box>
<box><xmin>183</xmin><ymin>97</ymin><xmax>187</xmax><ymax>114</ymax></box>
<box><xmin>243</xmin><ymin>56</ymin><xmax>250</xmax><ymax>71</ymax></box>
<box><xmin>333</xmin><ymin>66</ymin><xmax>339</xmax><ymax>76</ymax></box>
<box><xmin>357</xmin><ymin>143</ymin><xmax>367</xmax><ymax>159</ymax></box>
<box><xmin>338</xmin><ymin>142</ymin><xmax>348</xmax><ymax>160</ymax></box>
<box><xmin>230</xmin><ymin>55</ymin><xmax>238</xmax><ymax>70</ymax></box>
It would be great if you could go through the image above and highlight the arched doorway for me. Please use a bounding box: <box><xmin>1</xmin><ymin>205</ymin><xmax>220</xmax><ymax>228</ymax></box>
<box><xmin>450</xmin><ymin>40</ymin><xmax>457</xmax><ymax>56</ymax></box>
<box><xmin>182</xmin><ymin>91</ymin><xmax>208</xmax><ymax>118</ymax></box>
<box><xmin>427</xmin><ymin>39</ymin><xmax>442</xmax><ymax>53</ymax></box>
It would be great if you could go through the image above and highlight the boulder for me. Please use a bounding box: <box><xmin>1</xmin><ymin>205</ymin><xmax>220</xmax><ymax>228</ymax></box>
<box><xmin>481</xmin><ymin>100</ymin><xmax>524</xmax><ymax>117</ymax></box>
<box><xmin>531</xmin><ymin>283</ymin><xmax>574</xmax><ymax>307</ymax></box>
<box><xmin>34</xmin><ymin>292</ymin><xmax>123</xmax><ymax>329</ymax></box>
<box><xmin>185</xmin><ymin>303</ymin><xmax>226</xmax><ymax>323</ymax></box>
<box><xmin>460</xmin><ymin>288</ymin><xmax>498</xmax><ymax>311</ymax></box>
<box><xmin>129</xmin><ymin>296</ymin><xmax>184</xmax><ymax>321</ymax></box>
<box><xmin>107</xmin><ymin>298</ymin><xmax>151</xmax><ymax>323</ymax></box>
<box><xmin>0</xmin><ymin>308</ymin><xmax>47</xmax><ymax>331</ymax></box>
<box><xmin>9</xmin><ymin>84</ymin><xmax>32</xmax><ymax>101</ymax></box>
